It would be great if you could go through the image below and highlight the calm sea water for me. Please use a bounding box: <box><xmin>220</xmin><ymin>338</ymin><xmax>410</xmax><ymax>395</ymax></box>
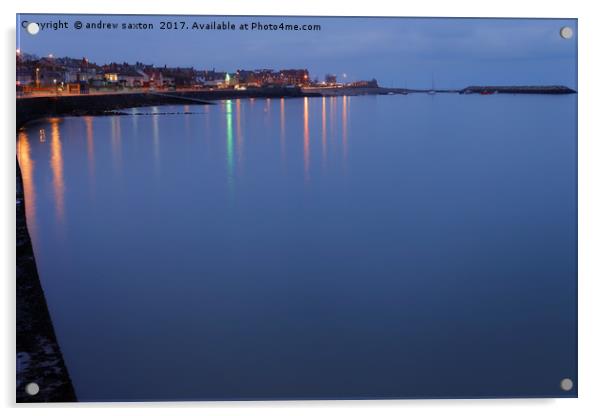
<box><xmin>17</xmin><ymin>94</ymin><xmax>577</xmax><ymax>401</ymax></box>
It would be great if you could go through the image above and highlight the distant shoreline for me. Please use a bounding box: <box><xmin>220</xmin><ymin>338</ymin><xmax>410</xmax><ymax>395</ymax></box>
<box><xmin>304</xmin><ymin>85</ymin><xmax>576</xmax><ymax>96</ymax></box>
<box><xmin>16</xmin><ymin>85</ymin><xmax>576</xmax><ymax>127</ymax></box>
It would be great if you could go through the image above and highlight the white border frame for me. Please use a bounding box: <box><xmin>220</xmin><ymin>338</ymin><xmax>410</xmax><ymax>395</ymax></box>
<box><xmin>3</xmin><ymin>1</ymin><xmax>601</xmax><ymax>415</ymax></box>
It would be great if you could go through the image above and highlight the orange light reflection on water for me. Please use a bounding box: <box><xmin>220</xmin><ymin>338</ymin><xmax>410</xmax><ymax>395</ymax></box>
<box><xmin>50</xmin><ymin>118</ymin><xmax>65</xmax><ymax>222</ymax></box>
<box><xmin>84</xmin><ymin>116</ymin><xmax>95</xmax><ymax>180</ymax></box>
<box><xmin>280</xmin><ymin>98</ymin><xmax>286</xmax><ymax>165</ymax></box>
<box><xmin>17</xmin><ymin>130</ymin><xmax>37</xmax><ymax>239</ymax></box>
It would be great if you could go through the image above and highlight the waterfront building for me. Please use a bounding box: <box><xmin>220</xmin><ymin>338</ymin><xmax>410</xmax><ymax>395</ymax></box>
<box><xmin>279</xmin><ymin>69</ymin><xmax>310</xmax><ymax>86</ymax></box>
<box><xmin>116</xmin><ymin>69</ymin><xmax>148</xmax><ymax>88</ymax></box>
<box><xmin>16</xmin><ymin>68</ymin><xmax>33</xmax><ymax>86</ymax></box>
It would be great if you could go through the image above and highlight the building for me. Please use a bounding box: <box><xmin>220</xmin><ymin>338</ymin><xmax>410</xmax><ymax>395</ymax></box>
<box><xmin>253</xmin><ymin>69</ymin><xmax>277</xmax><ymax>85</ymax></box>
<box><xmin>325</xmin><ymin>73</ymin><xmax>337</xmax><ymax>85</ymax></box>
<box><xmin>349</xmin><ymin>78</ymin><xmax>379</xmax><ymax>88</ymax></box>
<box><xmin>16</xmin><ymin>68</ymin><xmax>33</xmax><ymax>86</ymax></box>
<box><xmin>117</xmin><ymin>69</ymin><xmax>148</xmax><ymax>88</ymax></box>
<box><xmin>37</xmin><ymin>69</ymin><xmax>64</xmax><ymax>87</ymax></box>
<box><xmin>162</xmin><ymin>76</ymin><xmax>175</xmax><ymax>88</ymax></box>
<box><xmin>198</xmin><ymin>69</ymin><xmax>229</xmax><ymax>88</ymax></box>
<box><xmin>104</xmin><ymin>72</ymin><xmax>119</xmax><ymax>83</ymax></box>
<box><xmin>159</xmin><ymin>67</ymin><xmax>196</xmax><ymax>87</ymax></box>
<box><xmin>143</xmin><ymin>69</ymin><xmax>163</xmax><ymax>88</ymax></box>
<box><xmin>76</xmin><ymin>58</ymin><xmax>97</xmax><ymax>83</ymax></box>
<box><xmin>279</xmin><ymin>69</ymin><xmax>310</xmax><ymax>86</ymax></box>
<box><xmin>233</xmin><ymin>68</ymin><xmax>311</xmax><ymax>87</ymax></box>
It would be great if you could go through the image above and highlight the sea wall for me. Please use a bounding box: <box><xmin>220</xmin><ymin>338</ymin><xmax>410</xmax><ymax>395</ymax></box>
<box><xmin>16</xmin><ymin>87</ymin><xmax>317</xmax><ymax>127</ymax></box>
<box><xmin>16</xmin><ymin>92</ymin><xmax>207</xmax><ymax>127</ymax></box>
<box><xmin>16</xmin><ymin>161</ymin><xmax>77</xmax><ymax>402</ymax></box>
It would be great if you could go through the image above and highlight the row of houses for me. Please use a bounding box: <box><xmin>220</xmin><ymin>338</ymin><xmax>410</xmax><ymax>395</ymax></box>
<box><xmin>234</xmin><ymin>68</ymin><xmax>310</xmax><ymax>87</ymax></box>
<box><xmin>16</xmin><ymin>56</ymin><xmax>182</xmax><ymax>89</ymax></box>
<box><xmin>16</xmin><ymin>53</ymin><xmax>350</xmax><ymax>92</ymax></box>
<box><xmin>100</xmin><ymin>68</ymin><xmax>177</xmax><ymax>88</ymax></box>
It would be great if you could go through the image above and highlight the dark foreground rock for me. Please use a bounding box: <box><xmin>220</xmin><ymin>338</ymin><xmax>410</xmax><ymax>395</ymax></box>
<box><xmin>16</xmin><ymin>160</ymin><xmax>77</xmax><ymax>403</ymax></box>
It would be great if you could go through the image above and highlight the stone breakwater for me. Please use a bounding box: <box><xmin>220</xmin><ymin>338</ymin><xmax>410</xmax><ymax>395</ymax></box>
<box><xmin>459</xmin><ymin>85</ymin><xmax>577</xmax><ymax>94</ymax></box>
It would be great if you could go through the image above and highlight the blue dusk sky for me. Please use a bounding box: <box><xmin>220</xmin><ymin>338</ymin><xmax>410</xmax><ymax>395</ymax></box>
<box><xmin>17</xmin><ymin>14</ymin><xmax>577</xmax><ymax>89</ymax></box>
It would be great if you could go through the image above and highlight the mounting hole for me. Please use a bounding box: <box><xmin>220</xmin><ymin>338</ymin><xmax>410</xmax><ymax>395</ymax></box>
<box><xmin>560</xmin><ymin>26</ymin><xmax>573</xmax><ymax>39</ymax></box>
<box><xmin>560</xmin><ymin>378</ymin><xmax>574</xmax><ymax>391</ymax></box>
<box><xmin>25</xmin><ymin>382</ymin><xmax>40</xmax><ymax>396</ymax></box>
<box><xmin>26</xmin><ymin>22</ymin><xmax>40</xmax><ymax>35</ymax></box>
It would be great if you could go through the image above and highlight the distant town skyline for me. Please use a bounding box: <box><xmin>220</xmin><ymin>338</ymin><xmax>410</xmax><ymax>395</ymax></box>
<box><xmin>17</xmin><ymin>15</ymin><xmax>577</xmax><ymax>89</ymax></box>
